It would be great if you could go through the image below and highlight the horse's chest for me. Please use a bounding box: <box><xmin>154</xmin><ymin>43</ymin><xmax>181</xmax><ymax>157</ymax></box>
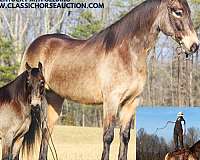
<box><xmin>0</xmin><ymin>104</ymin><xmax>26</xmax><ymax>137</ymax></box>
<box><xmin>0</xmin><ymin>107</ymin><xmax>16</xmax><ymax>133</ymax></box>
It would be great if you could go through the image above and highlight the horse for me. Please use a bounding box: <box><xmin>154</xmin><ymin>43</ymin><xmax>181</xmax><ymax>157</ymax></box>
<box><xmin>189</xmin><ymin>140</ymin><xmax>200</xmax><ymax>159</ymax></box>
<box><xmin>165</xmin><ymin>141</ymin><xmax>200</xmax><ymax>160</ymax></box>
<box><xmin>164</xmin><ymin>149</ymin><xmax>197</xmax><ymax>160</ymax></box>
<box><xmin>19</xmin><ymin>0</ymin><xmax>199</xmax><ymax>159</ymax></box>
<box><xmin>0</xmin><ymin>62</ymin><xmax>45</xmax><ymax>160</ymax></box>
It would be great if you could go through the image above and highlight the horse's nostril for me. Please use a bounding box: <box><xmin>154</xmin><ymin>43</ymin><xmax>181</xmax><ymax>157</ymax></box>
<box><xmin>31</xmin><ymin>104</ymin><xmax>40</xmax><ymax>111</ymax></box>
<box><xmin>35</xmin><ymin>104</ymin><xmax>40</xmax><ymax>108</ymax></box>
<box><xmin>190</xmin><ymin>43</ymin><xmax>199</xmax><ymax>53</ymax></box>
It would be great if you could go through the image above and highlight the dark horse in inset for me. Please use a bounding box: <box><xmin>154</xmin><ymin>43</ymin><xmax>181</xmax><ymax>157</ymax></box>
<box><xmin>0</xmin><ymin>62</ymin><xmax>45</xmax><ymax>160</ymax></box>
<box><xmin>19</xmin><ymin>0</ymin><xmax>199</xmax><ymax>159</ymax></box>
<box><xmin>165</xmin><ymin>140</ymin><xmax>200</xmax><ymax>160</ymax></box>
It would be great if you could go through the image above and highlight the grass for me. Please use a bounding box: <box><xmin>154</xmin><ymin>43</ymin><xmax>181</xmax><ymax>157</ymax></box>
<box><xmin>0</xmin><ymin>126</ymin><xmax>136</xmax><ymax>160</ymax></box>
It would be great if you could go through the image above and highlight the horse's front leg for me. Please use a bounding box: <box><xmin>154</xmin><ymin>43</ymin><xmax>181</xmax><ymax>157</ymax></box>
<box><xmin>12</xmin><ymin>137</ymin><xmax>24</xmax><ymax>160</ymax></box>
<box><xmin>101</xmin><ymin>94</ymin><xmax>119</xmax><ymax>160</ymax></box>
<box><xmin>39</xmin><ymin>90</ymin><xmax>64</xmax><ymax>160</ymax></box>
<box><xmin>118</xmin><ymin>97</ymin><xmax>139</xmax><ymax>160</ymax></box>
<box><xmin>39</xmin><ymin>106</ymin><xmax>58</xmax><ymax>160</ymax></box>
<box><xmin>1</xmin><ymin>136</ymin><xmax>13</xmax><ymax>160</ymax></box>
<box><xmin>39</xmin><ymin>126</ymin><xmax>50</xmax><ymax>160</ymax></box>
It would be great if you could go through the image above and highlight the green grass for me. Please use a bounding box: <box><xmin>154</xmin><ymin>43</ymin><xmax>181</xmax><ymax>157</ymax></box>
<box><xmin>0</xmin><ymin>126</ymin><xmax>136</xmax><ymax>160</ymax></box>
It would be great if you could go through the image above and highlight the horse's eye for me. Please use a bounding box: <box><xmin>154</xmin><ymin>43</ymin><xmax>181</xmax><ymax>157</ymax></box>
<box><xmin>172</xmin><ymin>10</ymin><xmax>183</xmax><ymax>18</ymax></box>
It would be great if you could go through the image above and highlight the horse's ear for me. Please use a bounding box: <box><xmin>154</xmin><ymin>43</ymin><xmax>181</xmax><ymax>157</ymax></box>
<box><xmin>38</xmin><ymin>62</ymin><xmax>43</xmax><ymax>72</ymax></box>
<box><xmin>168</xmin><ymin>0</ymin><xmax>176</xmax><ymax>6</ymax></box>
<box><xmin>25</xmin><ymin>62</ymin><xmax>31</xmax><ymax>71</ymax></box>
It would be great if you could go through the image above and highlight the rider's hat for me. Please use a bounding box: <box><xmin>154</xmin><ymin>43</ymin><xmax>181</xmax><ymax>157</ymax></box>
<box><xmin>177</xmin><ymin>112</ymin><xmax>184</xmax><ymax>117</ymax></box>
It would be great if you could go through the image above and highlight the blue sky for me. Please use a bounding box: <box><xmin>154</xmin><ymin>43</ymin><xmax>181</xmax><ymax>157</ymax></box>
<box><xmin>136</xmin><ymin>107</ymin><xmax>200</xmax><ymax>142</ymax></box>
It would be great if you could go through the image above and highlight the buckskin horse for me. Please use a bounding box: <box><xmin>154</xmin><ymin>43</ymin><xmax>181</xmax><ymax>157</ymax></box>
<box><xmin>165</xmin><ymin>140</ymin><xmax>200</xmax><ymax>160</ymax></box>
<box><xmin>19</xmin><ymin>0</ymin><xmax>199</xmax><ymax>159</ymax></box>
<box><xmin>0</xmin><ymin>62</ymin><xmax>45</xmax><ymax>160</ymax></box>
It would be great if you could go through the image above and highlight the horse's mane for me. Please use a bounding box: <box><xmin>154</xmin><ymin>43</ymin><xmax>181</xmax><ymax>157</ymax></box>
<box><xmin>0</xmin><ymin>68</ymin><xmax>41</xmax><ymax>104</ymax></box>
<box><xmin>190</xmin><ymin>140</ymin><xmax>200</xmax><ymax>153</ymax></box>
<box><xmin>0</xmin><ymin>71</ymin><xmax>28</xmax><ymax>104</ymax></box>
<box><xmin>35</xmin><ymin>0</ymin><xmax>191</xmax><ymax>55</ymax></box>
<box><xmin>86</xmin><ymin>0</ymin><xmax>162</xmax><ymax>52</ymax></box>
<box><xmin>169</xmin><ymin>149</ymin><xmax>191</xmax><ymax>156</ymax></box>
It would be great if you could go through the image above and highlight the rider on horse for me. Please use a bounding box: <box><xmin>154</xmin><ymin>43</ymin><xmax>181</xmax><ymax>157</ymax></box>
<box><xmin>174</xmin><ymin>112</ymin><xmax>186</xmax><ymax>150</ymax></box>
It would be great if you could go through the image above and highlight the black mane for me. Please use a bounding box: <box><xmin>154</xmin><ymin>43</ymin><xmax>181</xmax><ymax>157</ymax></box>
<box><xmin>0</xmin><ymin>71</ymin><xmax>28</xmax><ymax>104</ymax></box>
<box><xmin>86</xmin><ymin>0</ymin><xmax>161</xmax><ymax>52</ymax></box>
<box><xmin>0</xmin><ymin>68</ymin><xmax>41</xmax><ymax>104</ymax></box>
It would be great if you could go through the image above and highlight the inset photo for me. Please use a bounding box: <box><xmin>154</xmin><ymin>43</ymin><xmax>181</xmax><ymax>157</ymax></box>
<box><xmin>137</xmin><ymin>107</ymin><xmax>200</xmax><ymax>160</ymax></box>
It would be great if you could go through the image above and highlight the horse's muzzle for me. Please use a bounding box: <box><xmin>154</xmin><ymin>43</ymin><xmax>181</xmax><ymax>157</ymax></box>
<box><xmin>31</xmin><ymin>104</ymin><xmax>41</xmax><ymax>112</ymax></box>
<box><xmin>190</xmin><ymin>43</ymin><xmax>199</xmax><ymax>53</ymax></box>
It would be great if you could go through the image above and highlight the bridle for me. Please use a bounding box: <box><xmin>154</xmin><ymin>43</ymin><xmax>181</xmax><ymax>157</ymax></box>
<box><xmin>167</xmin><ymin>1</ymin><xmax>192</xmax><ymax>57</ymax></box>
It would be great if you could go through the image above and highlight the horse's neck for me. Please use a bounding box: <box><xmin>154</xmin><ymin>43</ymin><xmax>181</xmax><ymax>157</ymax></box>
<box><xmin>116</xmin><ymin>0</ymin><xmax>161</xmax><ymax>60</ymax></box>
<box><xmin>10</xmin><ymin>73</ymin><xmax>29</xmax><ymax>104</ymax></box>
<box><xmin>128</xmin><ymin>2</ymin><xmax>161</xmax><ymax>50</ymax></box>
<box><xmin>190</xmin><ymin>141</ymin><xmax>200</xmax><ymax>153</ymax></box>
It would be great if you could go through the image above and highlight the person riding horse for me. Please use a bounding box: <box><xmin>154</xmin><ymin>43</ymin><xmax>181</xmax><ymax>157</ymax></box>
<box><xmin>174</xmin><ymin>112</ymin><xmax>186</xmax><ymax>150</ymax></box>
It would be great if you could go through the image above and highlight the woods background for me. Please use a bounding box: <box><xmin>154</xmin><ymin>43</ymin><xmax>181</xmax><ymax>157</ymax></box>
<box><xmin>0</xmin><ymin>0</ymin><xmax>200</xmax><ymax>126</ymax></box>
<box><xmin>136</xmin><ymin>127</ymin><xmax>200</xmax><ymax>160</ymax></box>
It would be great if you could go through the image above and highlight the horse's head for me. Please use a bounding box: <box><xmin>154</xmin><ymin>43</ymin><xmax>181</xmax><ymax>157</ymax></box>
<box><xmin>187</xmin><ymin>153</ymin><xmax>198</xmax><ymax>160</ymax></box>
<box><xmin>159</xmin><ymin>0</ymin><xmax>199</xmax><ymax>54</ymax></box>
<box><xmin>25</xmin><ymin>62</ymin><xmax>45</xmax><ymax>110</ymax></box>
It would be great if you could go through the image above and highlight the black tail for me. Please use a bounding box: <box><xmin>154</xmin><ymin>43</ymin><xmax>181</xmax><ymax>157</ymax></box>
<box><xmin>22</xmin><ymin>108</ymin><xmax>41</xmax><ymax>156</ymax></box>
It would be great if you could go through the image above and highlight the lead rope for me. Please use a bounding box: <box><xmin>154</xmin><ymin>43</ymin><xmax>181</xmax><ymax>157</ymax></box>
<box><xmin>41</xmin><ymin>110</ymin><xmax>59</xmax><ymax>160</ymax></box>
<box><xmin>32</xmin><ymin>96</ymin><xmax>58</xmax><ymax>160</ymax></box>
<box><xmin>32</xmin><ymin>110</ymin><xmax>58</xmax><ymax>160</ymax></box>
<box><xmin>176</xmin><ymin>45</ymin><xmax>191</xmax><ymax>106</ymax></box>
<box><xmin>154</xmin><ymin>121</ymin><xmax>175</xmax><ymax>134</ymax></box>
<box><xmin>41</xmin><ymin>97</ymin><xmax>59</xmax><ymax>160</ymax></box>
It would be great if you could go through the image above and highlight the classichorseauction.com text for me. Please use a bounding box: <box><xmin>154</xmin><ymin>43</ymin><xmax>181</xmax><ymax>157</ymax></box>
<box><xmin>0</xmin><ymin>0</ymin><xmax>104</xmax><ymax>9</ymax></box>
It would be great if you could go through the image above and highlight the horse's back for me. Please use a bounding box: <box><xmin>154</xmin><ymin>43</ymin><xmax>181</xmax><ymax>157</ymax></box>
<box><xmin>20</xmin><ymin>34</ymin><xmax>103</xmax><ymax>104</ymax></box>
<box><xmin>22</xmin><ymin>34</ymin><xmax>83</xmax><ymax>61</ymax></box>
<box><xmin>19</xmin><ymin>34</ymin><xmax>85</xmax><ymax>73</ymax></box>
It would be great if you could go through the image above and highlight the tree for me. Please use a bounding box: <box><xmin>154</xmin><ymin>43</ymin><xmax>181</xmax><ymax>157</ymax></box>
<box><xmin>0</xmin><ymin>36</ymin><xmax>19</xmax><ymax>87</ymax></box>
<box><xmin>185</xmin><ymin>127</ymin><xmax>200</xmax><ymax>147</ymax></box>
<box><xmin>70</xmin><ymin>11</ymin><xmax>102</xmax><ymax>39</ymax></box>
<box><xmin>137</xmin><ymin>128</ymin><xmax>170</xmax><ymax>160</ymax></box>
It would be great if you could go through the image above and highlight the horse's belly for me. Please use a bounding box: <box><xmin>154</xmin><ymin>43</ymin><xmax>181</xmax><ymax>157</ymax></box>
<box><xmin>64</xmin><ymin>84</ymin><xmax>102</xmax><ymax>104</ymax></box>
<box><xmin>48</xmin><ymin>73</ymin><xmax>102</xmax><ymax>104</ymax></box>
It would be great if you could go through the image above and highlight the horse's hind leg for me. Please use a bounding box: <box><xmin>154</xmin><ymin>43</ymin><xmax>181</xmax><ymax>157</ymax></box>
<box><xmin>101</xmin><ymin>94</ymin><xmax>119</xmax><ymax>160</ymax></box>
<box><xmin>118</xmin><ymin>97</ymin><xmax>139</xmax><ymax>160</ymax></box>
<box><xmin>39</xmin><ymin>90</ymin><xmax>64</xmax><ymax>160</ymax></box>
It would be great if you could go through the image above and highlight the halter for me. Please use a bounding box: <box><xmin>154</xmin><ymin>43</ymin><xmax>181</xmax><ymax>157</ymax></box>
<box><xmin>167</xmin><ymin>1</ymin><xmax>191</xmax><ymax>57</ymax></box>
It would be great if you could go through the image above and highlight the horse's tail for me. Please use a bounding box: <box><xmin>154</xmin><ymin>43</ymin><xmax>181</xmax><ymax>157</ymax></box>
<box><xmin>21</xmin><ymin>108</ymin><xmax>41</xmax><ymax>157</ymax></box>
